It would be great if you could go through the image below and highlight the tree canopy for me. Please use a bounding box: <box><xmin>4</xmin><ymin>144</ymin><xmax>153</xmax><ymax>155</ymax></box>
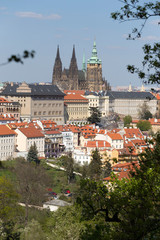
<box><xmin>137</xmin><ymin>119</ymin><xmax>151</xmax><ymax>131</ymax></box>
<box><xmin>138</xmin><ymin>102</ymin><xmax>153</xmax><ymax>120</ymax></box>
<box><xmin>27</xmin><ymin>143</ymin><xmax>40</xmax><ymax>165</ymax></box>
<box><xmin>111</xmin><ymin>0</ymin><xmax>160</xmax><ymax>85</ymax></box>
<box><xmin>89</xmin><ymin>149</ymin><xmax>102</xmax><ymax>180</ymax></box>
<box><xmin>87</xmin><ymin>107</ymin><xmax>102</xmax><ymax>124</ymax></box>
<box><xmin>77</xmin><ymin>133</ymin><xmax>160</xmax><ymax>239</ymax></box>
<box><xmin>123</xmin><ymin>115</ymin><xmax>132</xmax><ymax>127</ymax></box>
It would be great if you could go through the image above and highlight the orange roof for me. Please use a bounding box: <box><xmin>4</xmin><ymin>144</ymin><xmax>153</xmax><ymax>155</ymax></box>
<box><xmin>45</xmin><ymin>130</ymin><xmax>61</xmax><ymax>135</ymax></box>
<box><xmin>18</xmin><ymin>127</ymin><xmax>44</xmax><ymax>138</ymax></box>
<box><xmin>148</xmin><ymin>118</ymin><xmax>160</xmax><ymax>125</ymax></box>
<box><xmin>85</xmin><ymin>140</ymin><xmax>111</xmax><ymax>148</ymax></box>
<box><xmin>103</xmin><ymin>161</ymin><xmax>139</xmax><ymax>181</ymax></box>
<box><xmin>64</xmin><ymin>90</ymin><xmax>85</xmax><ymax>95</ymax></box>
<box><xmin>131</xmin><ymin>139</ymin><xmax>147</xmax><ymax>146</ymax></box>
<box><xmin>0</xmin><ymin>125</ymin><xmax>16</xmax><ymax>136</ymax></box>
<box><xmin>155</xmin><ymin>93</ymin><xmax>160</xmax><ymax>100</ymax></box>
<box><xmin>0</xmin><ymin>114</ymin><xmax>16</xmax><ymax>121</ymax></box>
<box><xmin>64</xmin><ymin>93</ymin><xmax>88</xmax><ymax>101</ymax></box>
<box><xmin>124</xmin><ymin>128</ymin><xmax>143</xmax><ymax>139</ymax></box>
<box><xmin>8</xmin><ymin>122</ymin><xmax>28</xmax><ymax>129</ymax></box>
<box><xmin>0</xmin><ymin>97</ymin><xmax>10</xmax><ymax>103</ymax></box>
<box><xmin>107</xmin><ymin>132</ymin><xmax>123</xmax><ymax>140</ymax></box>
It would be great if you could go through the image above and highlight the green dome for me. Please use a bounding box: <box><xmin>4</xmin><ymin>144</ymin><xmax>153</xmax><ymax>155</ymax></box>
<box><xmin>87</xmin><ymin>41</ymin><xmax>102</xmax><ymax>64</ymax></box>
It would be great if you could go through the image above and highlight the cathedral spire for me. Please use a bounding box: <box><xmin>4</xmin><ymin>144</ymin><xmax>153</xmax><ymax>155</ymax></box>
<box><xmin>92</xmin><ymin>40</ymin><xmax>97</xmax><ymax>57</ymax></box>
<box><xmin>52</xmin><ymin>45</ymin><xmax>62</xmax><ymax>85</ymax></box>
<box><xmin>69</xmin><ymin>45</ymin><xmax>78</xmax><ymax>90</ymax></box>
<box><xmin>71</xmin><ymin>45</ymin><xmax>76</xmax><ymax>60</ymax></box>
<box><xmin>56</xmin><ymin>45</ymin><xmax>60</xmax><ymax>59</ymax></box>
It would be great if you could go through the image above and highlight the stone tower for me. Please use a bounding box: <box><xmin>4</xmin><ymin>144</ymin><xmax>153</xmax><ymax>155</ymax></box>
<box><xmin>52</xmin><ymin>46</ymin><xmax>62</xmax><ymax>85</ymax></box>
<box><xmin>87</xmin><ymin>41</ymin><xmax>103</xmax><ymax>92</ymax></box>
<box><xmin>68</xmin><ymin>45</ymin><xmax>78</xmax><ymax>90</ymax></box>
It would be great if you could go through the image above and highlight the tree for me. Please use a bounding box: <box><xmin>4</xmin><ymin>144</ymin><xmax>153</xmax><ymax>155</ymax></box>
<box><xmin>14</xmin><ymin>159</ymin><xmax>51</xmax><ymax>224</ymax></box>
<box><xmin>27</xmin><ymin>143</ymin><xmax>40</xmax><ymax>165</ymax></box>
<box><xmin>138</xmin><ymin>102</ymin><xmax>153</xmax><ymax>120</ymax></box>
<box><xmin>123</xmin><ymin>115</ymin><xmax>132</xmax><ymax>127</ymax></box>
<box><xmin>111</xmin><ymin>1</ymin><xmax>160</xmax><ymax>85</ymax></box>
<box><xmin>0</xmin><ymin>176</ymin><xmax>20</xmax><ymax>222</ymax></box>
<box><xmin>89</xmin><ymin>149</ymin><xmax>102</xmax><ymax>180</ymax></box>
<box><xmin>20</xmin><ymin>219</ymin><xmax>46</xmax><ymax>240</ymax></box>
<box><xmin>87</xmin><ymin>107</ymin><xmax>102</xmax><ymax>124</ymax></box>
<box><xmin>137</xmin><ymin>119</ymin><xmax>151</xmax><ymax>131</ymax></box>
<box><xmin>45</xmin><ymin>206</ymin><xmax>86</xmax><ymax>240</ymax></box>
<box><xmin>60</xmin><ymin>155</ymin><xmax>74</xmax><ymax>184</ymax></box>
<box><xmin>77</xmin><ymin>133</ymin><xmax>160</xmax><ymax>239</ymax></box>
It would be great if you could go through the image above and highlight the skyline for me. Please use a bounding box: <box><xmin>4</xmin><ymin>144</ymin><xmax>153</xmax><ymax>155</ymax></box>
<box><xmin>0</xmin><ymin>0</ymin><xmax>159</xmax><ymax>88</ymax></box>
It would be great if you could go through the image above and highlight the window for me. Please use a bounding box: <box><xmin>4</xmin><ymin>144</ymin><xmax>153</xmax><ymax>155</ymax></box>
<box><xmin>34</xmin><ymin>112</ymin><xmax>37</xmax><ymax>115</ymax></box>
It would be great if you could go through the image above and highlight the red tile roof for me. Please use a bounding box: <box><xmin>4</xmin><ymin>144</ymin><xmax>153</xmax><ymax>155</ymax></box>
<box><xmin>124</xmin><ymin>128</ymin><xmax>143</xmax><ymax>139</ymax></box>
<box><xmin>64</xmin><ymin>90</ymin><xmax>85</xmax><ymax>95</ymax></box>
<box><xmin>0</xmin><ymin>97</ymin><xmax>10</xmax><ymax>103</ymax></box>
<box><xmin>107</xmin><ymin>132</ymin><xmax>123</xmax><ymax>140</ymax></box>
<box><xmin>45</xmin><ymin>130</ymin><xmax>61</xmax><ymax>135</ymax></box>
<box><xmin>103</xmin><ymin>161</ymin><xmax>139</xmax><ymax>181</ymax></box>
<box><xmin>0</xmin><ymin>114</ymin><xmax>16</xmax><ymax>121</ymax></box>
<box><xmin>8</xmin><ymin>122</ymin><xmax>28</xmax><ymax>129</ymax></box>
<box><xmin>18</xmin><ymin>127</ymin><xmax>44</xmax><ymax>138</ymax></box>
<box><xmin>0</xmin><ymin>125</ymin><xmax>16</xmax><ymax>136</ymax></box>
<box><xmin>85</xmin><ymin>140</ymin><xmax>111</xmax><ymax>148</ymax></box>
<box><xmin>64</xmin><ymin>94</ymin><xmax>88</xmax><ymax>101</ymax></box>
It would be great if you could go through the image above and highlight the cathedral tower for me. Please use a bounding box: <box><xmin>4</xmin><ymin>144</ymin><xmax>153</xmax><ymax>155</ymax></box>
<box><xmin>87</xmin><ymin>41</ymin><xmax>103</xmax><ymax>91</ymax></box>
<box><xmin>52</xmin><ymin>46</ymin><xmax>62</xmax><ymax>85</ymax></box>
<box><xmin>68</xmin><ymin>45</ymin><xmax>78</xmax><ymax>90</ymax></box>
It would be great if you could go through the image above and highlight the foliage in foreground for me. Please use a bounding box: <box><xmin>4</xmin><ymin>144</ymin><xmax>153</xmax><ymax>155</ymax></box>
<box><xmin>77</xmin><ymin>133</ymin><xmax>160</xmax><ymax>239</ymax></box>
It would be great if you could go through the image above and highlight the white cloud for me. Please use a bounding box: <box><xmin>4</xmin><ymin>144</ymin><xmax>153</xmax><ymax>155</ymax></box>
<box><xmin>0</xmin><ymin>7</ymin><xmax>7</xmax><ymax>10</ymax></box>
<box><xmin>141</xmin><ymin>35</ymin><xmax>160</xmax><ymax>41</ymax></box>
<box><xmin>15</xmin><ymin>11</ymin><xmax>61</xmax><ymax>20</ymax></box>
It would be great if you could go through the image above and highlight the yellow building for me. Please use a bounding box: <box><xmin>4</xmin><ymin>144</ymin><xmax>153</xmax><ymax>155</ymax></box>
<box><xmin>64</xmin><ymin>91</ymin><xmax>88</xmax><ymax>121</ymax></box>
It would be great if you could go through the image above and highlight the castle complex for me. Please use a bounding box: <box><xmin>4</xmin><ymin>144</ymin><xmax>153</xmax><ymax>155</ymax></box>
<box><xmin>52</xmin><ymin>41</ymin><xmax>111</xmax><ymax>91</ymax></box>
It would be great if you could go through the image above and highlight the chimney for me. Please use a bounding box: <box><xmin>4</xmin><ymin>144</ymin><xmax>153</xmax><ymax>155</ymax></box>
<box><xmin>104</xmin><ymin>141</ymin><xmax>105</xmax><ymax>147</ymax></box>
<box><xmin>96</xmin><ymin>141</ymin><xmax>98</xmax><ymax>148</ymax></box>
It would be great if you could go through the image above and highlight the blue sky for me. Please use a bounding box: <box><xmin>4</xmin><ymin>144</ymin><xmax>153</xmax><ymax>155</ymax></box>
<box><xmin>0</xmin><ymin>0</ymin><xmax>159</xmax><ymax>87</ymax></box>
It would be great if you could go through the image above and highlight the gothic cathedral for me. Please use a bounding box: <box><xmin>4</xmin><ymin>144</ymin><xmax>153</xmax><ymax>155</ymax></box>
<box><xmin>52</xmin><ymin>41</ymin><xmax>111</xmax><ymax>91</ymax></box>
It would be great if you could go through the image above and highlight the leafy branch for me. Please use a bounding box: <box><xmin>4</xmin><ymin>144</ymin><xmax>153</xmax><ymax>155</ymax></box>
<box><xmin>0</xmin><ymin>50</ymin><xmax>36</xmax><ymax>66</ymax></box>
<box><xmin>111</xmin><ymin>0</ymin><xmax>160</xmax><ymax>40</ymax></box>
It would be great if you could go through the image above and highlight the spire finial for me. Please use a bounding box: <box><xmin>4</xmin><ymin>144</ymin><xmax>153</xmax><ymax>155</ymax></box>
<box><xmin>56</xmin><ymin>45</ymin><xmax>60</xmax><ymax>59</ymax></box>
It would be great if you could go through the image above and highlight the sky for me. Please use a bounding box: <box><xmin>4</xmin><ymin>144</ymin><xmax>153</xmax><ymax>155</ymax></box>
<box><xmin>0</xmin><ymin>0</ymin><xmax>159</xmax><ymax>88</ymax></box>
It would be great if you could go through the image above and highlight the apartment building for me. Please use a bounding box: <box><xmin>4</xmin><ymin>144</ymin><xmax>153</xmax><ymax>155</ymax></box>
<box><xmin>1</xmin><ymin>82</ymin><xmax>65</xmax><ymax>124</ymax></box>
<box><xmin>0</xmin><ymin>125</ymin><xmax>16</xmax><ymax>160</ymax></box>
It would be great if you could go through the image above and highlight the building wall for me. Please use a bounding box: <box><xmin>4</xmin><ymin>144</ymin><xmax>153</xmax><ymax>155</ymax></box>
<box><xmin>31</xmin><ymin>97</ymin><xmax>64</xmax><ymax>124</ymax></box>
<box><xmin>73</xmin><ymin>149</ymin><xmax>91</xmax><ymax>165</ymax></box>
<box><xmin>16</xmin><ymin>129</ymin><xmax>45</xmax><ymax>157</ymax></box>
<box><xmin>87</xmin><ymin>64</ymin><xmax>103</xmax><ymax>92</ymax></box>
<box><xmin>110</xmin><ymin>98</ymin><xmax>157</xmax><ymax>118</ymax></box>
<box><xmin>99</xmin><ymin>96</ymin><xmax>109</xmax><ymax>116</ymax></box>
<box><xmin>0</xmin><ymin>135</ymin><xmax>15</xmax><ymax>160</ymax></box>
<box><xmin>65</xmin><ymin>101</ymin><xmax>88</xmax><ymax>120</ymax></box>
<box><xmin>6</xmin><ymin>95</ymin><xmax>31</xmax><ymax>120</ymax></box>
<box><xmin>62</xmin><ymin>131</ymin><xmax>74</xmax><ymax>152</ymax></box>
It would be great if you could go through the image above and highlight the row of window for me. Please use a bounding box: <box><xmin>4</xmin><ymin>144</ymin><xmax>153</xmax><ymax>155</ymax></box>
<box><xmin>1</xmin><ymin>152</ymin><xmax>12</xmax><ymax>158</ymax></box>
<box><xmin>34</xmin><ymin>111</ymin><xmax>62</xmax><ymax>116</ymax></box>
<box><xmin>34</xmin><ymin>103</ymin><xmax>62</xmax><ymax>107</ymax></box>
<box><xmin>1</xmin><ymin>145</ymin><xmax>13</xmax><ymax>150</ymax></box>
<box><xmin>1</xmin><ymin>139</ymin><xmax>13</xmax><ymax>144</ymax></box>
